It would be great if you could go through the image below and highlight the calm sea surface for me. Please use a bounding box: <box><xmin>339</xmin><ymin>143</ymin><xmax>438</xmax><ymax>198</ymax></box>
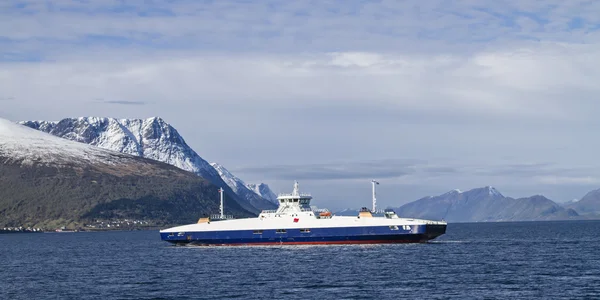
<box><xmin>1</xmin><ymin>221</ymin><xmax>600</xmax><ymax>299</ymax></box>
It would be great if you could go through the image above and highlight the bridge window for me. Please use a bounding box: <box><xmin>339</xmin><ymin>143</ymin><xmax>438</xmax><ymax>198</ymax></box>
<box><xmin>253</xmin><ymin>230</ymin><xmax>263</xmax><ymax>234</ymax></box>
<box><xmin>276</xmin><ymin>229</ymin><xmax>286</xmax><ymax>233</ymax></box>
<box><xmin>293</xmin><ymin>199</ymin><xmax>298</xmax><ymax>203</ymax></box>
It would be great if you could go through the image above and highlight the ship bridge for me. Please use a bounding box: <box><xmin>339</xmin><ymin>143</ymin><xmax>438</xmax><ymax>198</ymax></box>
<box><xmin>276</xmin><ymin>181</ymin><xmax>312</xmax><ymax>210</ymax></box>
<box><xmin>259</xmin><ymin>181</ymin><xmax>330</xmax><ymax>218</ymax></box>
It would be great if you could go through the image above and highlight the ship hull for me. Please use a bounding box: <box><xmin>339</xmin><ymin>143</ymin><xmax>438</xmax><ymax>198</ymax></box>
<box><xmin>161</xmin><ymin>224</ymin><xmax>446</xmax><ymax>246</ymax></box>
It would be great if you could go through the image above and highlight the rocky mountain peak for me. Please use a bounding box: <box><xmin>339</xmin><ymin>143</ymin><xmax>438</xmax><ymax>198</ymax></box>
<box><xmin>246</xmin><ymin>183</ymin><xmax>278</xmax><ymax>204</ymax></box>
<box><xmin>21</xmin><ymin>117</ymin><xmax>276</xmax><ymax>213</ymax></box>
<box><xmin>21</xmin><ymin>117</ymin><xmax>213</xmax><ymax>175</ymax></box>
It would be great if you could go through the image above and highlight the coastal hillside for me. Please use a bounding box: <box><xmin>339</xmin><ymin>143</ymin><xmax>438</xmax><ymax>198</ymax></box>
<box><xmin>0</xmin><ymin>118</ymin><xmax>253</xmax><ymax>229</ymax></box>
<box><xmin>21</xmin><ymin>117</ymin><xmax>274</xmax><ymax>214</ymax></box>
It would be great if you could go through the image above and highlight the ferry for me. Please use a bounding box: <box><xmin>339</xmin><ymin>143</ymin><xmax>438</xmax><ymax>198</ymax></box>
<box><xmin>160</xmin><ymin>181</ymin><xmax>446</xmax><ymax>245</ymax></box>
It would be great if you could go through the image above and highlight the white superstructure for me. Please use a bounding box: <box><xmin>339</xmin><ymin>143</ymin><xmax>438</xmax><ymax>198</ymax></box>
<box><xmin>161</xmin><ymin>181</ymin><xmax>446</xmax><ymax>234</ymax></box>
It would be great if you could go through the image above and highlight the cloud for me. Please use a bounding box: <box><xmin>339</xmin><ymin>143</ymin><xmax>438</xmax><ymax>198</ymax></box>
<box><xmin>233</xmin><ymin>158</ymin><xmax>600</xmax><ymax>206</ymax></box>
<box><xmin>534</xmin><ymin>176</ymin><xmax>600</xmax><ymax>185</ymax></box>
<box><xmin>96</xmin><ymin>99</ymin><xmax>150</xmax><ymax>105</ymax></box>
<box><xmin>3</xmin><ymin>0</ymin><xmax>600</xmax><ymax>206</ymax></box>
<box><xmin>233</xmin><ymin>159</ymin><xmax>600</xmax><ymax>184</ymax></box>
<box><xmin>4</xmin><ymin>1</ymin><xmax>600</xmax><ymax>125</ymax></box>
<box><xmin>3</xmin><ymin>47</ymin><xmax>600</xmax><ymax>175</ymax></box>
<box><xmin>233</xmin><ymin>159</ymin><xmax>430</xmax><ymax>181</ymax></box>
<box><xmin>2</xmin><ymin>46</ymin><xmax>598</xmax><ymax>122</ymax></box>
<box><xmin>3</xmin><ymin>0</ymin><xmax>600</xmax><ymax>59</ymax></box>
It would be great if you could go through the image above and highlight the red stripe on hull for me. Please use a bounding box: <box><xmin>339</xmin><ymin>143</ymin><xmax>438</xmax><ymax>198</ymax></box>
<box><xmin>189</xmin><ymin>240</ymin><xmax>428</xmax><ymax>246</ymax></box>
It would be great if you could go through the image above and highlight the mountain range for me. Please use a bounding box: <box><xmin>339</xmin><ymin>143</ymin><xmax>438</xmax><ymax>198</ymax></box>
<box><xmin>0</xmin><ymin>118</ymin><xmax>254</xmax><ymax>228</ymax></box>
<box><xmin>336</xmin><ymin>186</ymin><xmax>596</xmax><ymax>222</ymax></box>
<box><xmin>394</xmin><ymin>186</ymin><xmax>580</xmax><ymax>222</ymax></box>
<box><xmin>6</xmin><ymin>116</ymin><xmax>600</xmax><ymax>225</ymax></box>
<box><xmin>21</xmin><ymin>117</ymin><xmax>277</xmax><ymax>213</ymax></box>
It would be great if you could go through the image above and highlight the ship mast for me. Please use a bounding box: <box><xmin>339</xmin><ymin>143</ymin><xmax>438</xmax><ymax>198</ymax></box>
<box><xmin>219</xmin><ymin>187</ymin><xmax>224</xmax><ymax>219</ymax></box>
<box><xmin>371</xmin><ymin>180</ymin><xmax>379</xmax><ymax>212</ymax></box>
<box><xmin>292</xmin><ymin>180</ymin><xmax>300</xmax><ymax>196</ymax></box>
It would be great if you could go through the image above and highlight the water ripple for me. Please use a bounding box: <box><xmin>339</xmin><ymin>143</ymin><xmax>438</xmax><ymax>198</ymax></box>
<box><xmin>1</xmin><ymin>221</ymin><xmax>600</xmax><ymax>299</ymax></box>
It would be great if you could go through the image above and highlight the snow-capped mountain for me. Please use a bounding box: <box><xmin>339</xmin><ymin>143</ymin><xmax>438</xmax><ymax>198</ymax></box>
<box><xmin>1</xmin><ymin>118</ymin><xmax>133</xmax><ymax>166</ymax></box>
<box><xmin>210</xmin><ymin>163</ymin><xmax>277</xmax><ymax>210</ymax></box>
<box><xmin>21</xmin><ymin>117</ymin><xmax>273</xmax><ymax>214</ymax></box>
<box><xmin>246</xmin><ymin>183</ymin><xmax>278</xmax><ymax>204</ymax></box>
<box><xmin>21</xmin><ymin>117</ymin><xmax>220</xmax><ymax>181</ymax></box>
<box><xmin>0</xmin><ymin>117</ymin><xmax>255</xmax><ymax>227</ymax></box>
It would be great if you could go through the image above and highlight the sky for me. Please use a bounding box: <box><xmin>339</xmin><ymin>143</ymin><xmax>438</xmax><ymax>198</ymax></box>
<box><xmin>3</xmin><ymin>0</ymin><xmax>600</xmax><ymax>210</ymax></box>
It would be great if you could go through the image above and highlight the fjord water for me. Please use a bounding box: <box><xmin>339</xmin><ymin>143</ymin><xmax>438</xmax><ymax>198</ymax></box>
<box><xmin>2</xmin><ymin>221</ymin><xmax>599</xmax><ymax>299</ymax></box>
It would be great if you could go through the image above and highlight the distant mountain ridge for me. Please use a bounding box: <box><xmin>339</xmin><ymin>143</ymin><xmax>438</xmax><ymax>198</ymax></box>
<box><xmin>0</xmin><ymin>118</ymin><xmax>254</xmax><ymax>228</ymax></box>
<box><xmin>246</xmin><ymin>183</ymin><xmax>278</xmax><ymax>204</ymax></box>
<box><xmin>336</xmin><ymin>186</ymin><xmax>581</xmax><ymax>222</ymax></box>
<box><xmin>21</xmin><ymin>117</ymin><xmax>276</xmax><ymax>213</ymax></box>
<box><xmin>210</xmin><ymin>162</ymin><xmax>277</xmax><ymax>210</ymax></box>
<box><xmin>567</xmin><ymin>188</ymin><xmax>600</xmax><ymax>215</ymax></box>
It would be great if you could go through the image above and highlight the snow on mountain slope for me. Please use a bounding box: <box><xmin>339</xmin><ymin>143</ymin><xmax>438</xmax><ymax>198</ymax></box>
<box><xmin>246</xmin><ymin>183</ymin><xmax>278</xmax><ymax>204</ymax></box>
<box><xmin>21</xmin><ymin>117</ymin><xmax>275</xmax><ymax>213</ymax></box>
<box><xmin>0</xmin><ymin>118</ymin><xmax>131</xmax><ymax>166</ymax></box>
<box><xmin>0</xmin><ymin>117</ymin><xmax>257</xmax><ymax>227</ymax></box>
<box><xmin>21</xmin><ymin>117</ymin><xmax>221</xmax><ymax>182</ymax></box>
<box><xmin>210</xmin><ymin>162</ymin><xmax>277</xmax><ymax>210</ymax></box>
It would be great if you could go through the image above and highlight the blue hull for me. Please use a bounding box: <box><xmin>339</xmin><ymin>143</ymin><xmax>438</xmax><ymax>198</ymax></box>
<box><xmin>160</xmin><ymin>224</ymin><xmax>446</xmax><ymax>245</ymax></box>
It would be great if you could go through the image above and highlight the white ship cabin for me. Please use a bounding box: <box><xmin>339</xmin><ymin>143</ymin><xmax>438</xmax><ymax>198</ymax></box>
<box><xmin>259</xmin><ymin>181</ymin><xmax>332</xmax><ymax>219</ymax></box>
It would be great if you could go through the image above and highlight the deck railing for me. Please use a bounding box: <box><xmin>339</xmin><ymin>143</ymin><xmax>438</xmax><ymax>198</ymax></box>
<box><xmin>277</xmin><ymin>193</ymin><xmax>312</xmax><ymax>197</ymax></box>
<box><xmin>210</xmin><ymin>214</ymin><xmax>235</xmax><ymax>220</ymax></box>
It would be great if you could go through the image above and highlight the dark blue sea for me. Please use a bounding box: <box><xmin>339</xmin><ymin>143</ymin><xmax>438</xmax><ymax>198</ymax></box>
<box><xmin>1</xmin><ymin>221</ymin><xmax>600</xmax><ymax>299</ymax></box>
